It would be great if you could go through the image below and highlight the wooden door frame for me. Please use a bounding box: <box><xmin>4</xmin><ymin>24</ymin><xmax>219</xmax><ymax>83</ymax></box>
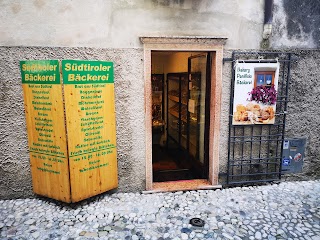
<box><xmin>140</xmin><ymin>37</ymin><xmax>227</xmax><ymax>191</ymax></box>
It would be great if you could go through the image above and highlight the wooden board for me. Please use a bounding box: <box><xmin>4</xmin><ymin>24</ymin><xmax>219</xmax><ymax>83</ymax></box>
<box><xmin>20</xmin><ymin>60</ymin><xmax>71</xmax><ymax>202</ymax></box>
<box><xmin>62</xmin><ymin>60</ymin><xmax>118</xmax><ymax>202</ymax></box>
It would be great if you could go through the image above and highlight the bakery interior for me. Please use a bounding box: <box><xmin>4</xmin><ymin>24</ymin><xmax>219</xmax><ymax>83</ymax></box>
<box><xmin>151</xmin><ymin>51</ymin><xmax>210</xmax><ymax>182</ymax></box>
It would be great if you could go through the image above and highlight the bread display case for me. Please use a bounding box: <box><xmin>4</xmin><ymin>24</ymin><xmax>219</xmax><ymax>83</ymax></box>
<box><xmin>166</xmin><ymin>72</ymin><xmax>202</xmax><ymax>170</ymax></box>
<box><xmin>152</xmin><ymin>74</ymin><xmax>164</xmax><ymax>126</ymax></box>
<box><xmin>152</xmin><ymin>74</ymin><xmax>164</xmax><ymax>145</ymax></box>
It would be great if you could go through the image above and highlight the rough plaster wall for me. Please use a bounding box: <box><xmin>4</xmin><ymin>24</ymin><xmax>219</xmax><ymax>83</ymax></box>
<box><xmin>219</xmin><ymin>50</ymin><xmax>320</xmax><ymax>183</ymax></box>
<box><xmin>271</xmin><ymin>0</ymin><xmax>320</xmax><ymax>49</ymax></box>
<box><xmin>0</xmin><ymin>47</ymin><xmax>145</xmax><ymax>199</ymax></box>
<box><xmin>283</xmin><ymin>50</ymin><xmax>320</xmax><ymax>180</ymax></box>
<box><xmin>0</xmin><ymin>0</ymin><xmax>264</xmax><ymax>49</ymax></box>
<box><xmin>1</xmin><ymin>47</ymin><xmax>319</xmax><ymax>199</ymax></box>
<box><xmin>219</xmin><ymin>51</ymin><xmax>232</xmax><ymax>182</ymax></box>
<box><xmin>0</xmin><ymin>54</ymin><xmax>31</xmax><ymax>199</ymax></box>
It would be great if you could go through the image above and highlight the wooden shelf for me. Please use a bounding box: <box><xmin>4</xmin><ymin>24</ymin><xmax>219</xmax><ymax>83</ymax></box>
<box><xmin>168</xmin><ymin>95</ymin><xmax>187</xmax><ymax>105</ymax></box>
<box><xmin>168</xmin><ymin>109</ymin><xmax>187</xmax><ymax>122</ymax></box>
<box><xmin>152</xmin><ymin>122</ymin><xmax>165</xmax><ymax>127</ymax></box>
<box><xmin>181</xmin><ymin>134</ymin><xmax>197</xmax><ymax>147</ymax></box>
<box><xmin>168</xmin><ymin>133</ymin><xmax>179</xmax><ymax>145</ymax></box>
<box><xmin>168</xmin><ymin>95</ymin><xmax>179</xmax><ymax>102</ymax></box>
<box><xmin>168</xmin><ymin>124</ymin><xmax>178</xmax><ymax>132</ymax></box>
<box><xmin>180</xmin><ymin>134</ymin><xmax>197</xmax><ymax>157</ymax></box>
<box><xmin>168</xmin><ymin>76</ymin><xmax>188</xmax><ymax>81</ymax></box>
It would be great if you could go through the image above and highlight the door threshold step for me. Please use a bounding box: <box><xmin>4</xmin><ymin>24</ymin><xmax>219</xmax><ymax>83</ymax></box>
<box><xmin>142</xmin><ymin>179</ymin><xmax>222</xmax><ymax>194</ymax></box>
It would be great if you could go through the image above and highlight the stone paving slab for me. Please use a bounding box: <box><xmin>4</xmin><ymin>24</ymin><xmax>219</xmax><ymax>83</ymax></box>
<box><xmin>0</xmin><ymin>180</ymin><xmax>319</xmax><ymax>240</ymax></box>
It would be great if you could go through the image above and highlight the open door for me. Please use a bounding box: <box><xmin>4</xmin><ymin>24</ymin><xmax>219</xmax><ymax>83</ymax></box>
<box><xmin>187</xmin><ymin>53</ymin><xmax>211</xmax><ymax>179</ymax></box>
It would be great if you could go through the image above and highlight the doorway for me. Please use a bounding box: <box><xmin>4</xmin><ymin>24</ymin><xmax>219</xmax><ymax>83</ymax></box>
<box><xmin>151</xmin><ymin>51</ymin><xmax>211</xmax><ymax>183</ymax></box>
<box><xmin>140</xmin><ymin>36</ymin><xmax>225</xmax><ymax>191</ymax></box>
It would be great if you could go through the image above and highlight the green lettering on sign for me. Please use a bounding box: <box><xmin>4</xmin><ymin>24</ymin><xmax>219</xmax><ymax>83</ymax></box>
<box><xmin>62</xmin><ymin>60</ymin><xmax>114</xmax><ymax>84</ymax></box>
<box><xmin>20</xmin><ymin>60</ymin><xmax>60</xmax><ymax>84</ymax></box>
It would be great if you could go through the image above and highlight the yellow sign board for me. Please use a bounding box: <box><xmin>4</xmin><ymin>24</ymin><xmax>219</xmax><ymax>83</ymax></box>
<box><xmin>20</xmin><ymin>60</ymin><xmax>118</xmax><ymax>203</ymax></box>
<box><xmin>20</xmin><ymin>60</ymin><xmax>71</xmax><ymax>202</ymax></box>
<box><xmin>62</xmin><ymin>60</ymin><xmax>117</xmax><ymax>202</ymax></box>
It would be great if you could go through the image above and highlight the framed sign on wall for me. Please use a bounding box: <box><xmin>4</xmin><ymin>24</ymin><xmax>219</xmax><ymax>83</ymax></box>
<box><xmin>232</xmin><ymin>61</ymin><xmax>280</xmax><ymax>125</ymax></box>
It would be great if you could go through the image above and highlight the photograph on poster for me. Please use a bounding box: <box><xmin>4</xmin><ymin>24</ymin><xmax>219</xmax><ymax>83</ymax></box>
<box><xmin>232</xmin><ymin>62</ymin><xmax>280</xmax><ymax>125</ymax></box>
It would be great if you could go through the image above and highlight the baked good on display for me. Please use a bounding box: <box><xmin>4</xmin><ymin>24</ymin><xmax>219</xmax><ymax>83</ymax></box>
<box><xmin>233</xmin><ymin>103</ymin><xmax>275</xmax><ymax>124</ymax></box>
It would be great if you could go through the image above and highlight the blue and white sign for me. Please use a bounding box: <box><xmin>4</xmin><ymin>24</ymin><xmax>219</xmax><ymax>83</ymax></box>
<box><xmin>282</xmin><ymin>158</ymin><xmax>291</xmax><ymax>166</ymax></box>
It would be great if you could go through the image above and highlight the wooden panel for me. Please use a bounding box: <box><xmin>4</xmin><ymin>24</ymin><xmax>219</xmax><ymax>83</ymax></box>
<box><xmin>62</xmin><ymin>60</ymin><xmax>118</xmax><ymax>202</ymax></box>
<box><xmin>20</xmin><ymin>60</ymin><xmax>71</xmax><ymax>202</ymax></box>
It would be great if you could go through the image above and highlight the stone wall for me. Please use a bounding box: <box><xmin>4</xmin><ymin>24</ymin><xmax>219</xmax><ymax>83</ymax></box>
<box><xmin>0</xmin><ymin>47</ymin><xmax>145</xmax><ymax>199</ymax></box>
<box><xmin>2</xmin><ymin>0</ymin><xmax>320</xmax><ymax>50</ymax></box>
<box><xmin>271</xmin><ymin>0</ymin><xmax>320</xmax><ymax>48</ymax></box>
<box><xmin>0</xmin><ymin>47</ymin><xmax>319</xmax><ymax>199</ymax></box>
<box><xmin>284</xmin><ymin>50</ymin><xmax>320</xmax><ymax>180</ymax></box>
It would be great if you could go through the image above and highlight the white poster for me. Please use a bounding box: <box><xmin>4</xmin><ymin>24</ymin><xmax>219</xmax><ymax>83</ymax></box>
<box><xmin>232</xmin><ymin>62</ymin><xmax>280</xmax><ymax>125</ymax></box>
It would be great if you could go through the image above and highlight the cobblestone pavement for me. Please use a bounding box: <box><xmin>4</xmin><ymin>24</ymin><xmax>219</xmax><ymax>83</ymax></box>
<box><xmin>0</xmin><ymin>180</ymin><xmax>319</xmax><ymax>240</ymax></box>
